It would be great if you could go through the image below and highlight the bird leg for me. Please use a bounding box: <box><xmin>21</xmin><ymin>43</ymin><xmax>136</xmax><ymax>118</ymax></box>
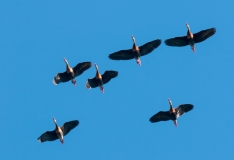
<box><xmin>100</xmin><ymin>86</ymin><xmax>104</xmax><ymax>93</ymax></box>
<box><xmin>60</xmin><ymin>139</ymin><xmax>64</xmax><ymax>144</ymax></box>
<box><xmin>173</xmin><ymin>120</ymin><xmax>178</xmax><ymax>127</ymax></box>
<box><xmin>136</xmin><ymin>59</ymin><xmax>141</xmax><ymax>66</ymax></box>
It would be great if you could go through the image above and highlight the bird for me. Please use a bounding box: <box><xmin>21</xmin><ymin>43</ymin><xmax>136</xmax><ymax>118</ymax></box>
<box><xmin>108</xmin><ymin>35</ymin><xmax>161</xmax><ymax>66</ymax></box>
<box><xmin>164</xmin><ymin>23</ymin><xmax>216</xmax><ymax>52</ymax></box>
<box><xmin>52</xmin><ymin>58</ymin><xmax>92</xmax><ymax>86</ymax></box>
<box><xmin>37</xmin><ymin>117</ymin><xmax>79</xmax><ymax>144</ymax></box>
<box><xmin>149</xmin><ymin>98</ymin><xmax>194</xmax><ymax>127</ymax></box>
<box><xmin>85</xmin><ymin>63</ymin><xmax>118</xmax><ymax>93</ymax></box>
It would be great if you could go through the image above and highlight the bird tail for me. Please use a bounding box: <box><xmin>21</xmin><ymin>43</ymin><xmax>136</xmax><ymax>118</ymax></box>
<box><xmin>86</xmin><ymin>81</ymin><xmax>91</xmax><ymax>89</ymax></box>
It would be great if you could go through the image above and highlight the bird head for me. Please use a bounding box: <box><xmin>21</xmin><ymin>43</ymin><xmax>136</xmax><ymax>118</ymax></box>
<box><xmin>168</xmin><ymin>98</ymin><xmax>172</xmax><ymax>106</ymax></box>
<box><xmin>63</xmin><ymin>58</ymin><xmax>69</xmax><ymax>65</ymax></box>
<box><xmin>53</xmin><ymin>117</ymin><xmax>57</xmax><ymax>123</ymax></box>
<box><xmin>131</xmin><ymin>35</ymin><xmax>136</xmax><ymax>43</ymax></box>
<box><xmin>185</xmin><ymin>22</ymin><xmax>190</xmax><ymax>30</ymax></box>
<box><xmin>94</xmin><ymin>63</ymin><xmax>98</xmax><ymax>70</ymax></box>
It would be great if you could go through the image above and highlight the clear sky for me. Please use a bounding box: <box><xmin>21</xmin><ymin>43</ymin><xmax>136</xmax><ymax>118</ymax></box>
<box><xmin>0</xmin><ymin>0</ymin><xmax>234</xmax><ymax>159</ymax></box>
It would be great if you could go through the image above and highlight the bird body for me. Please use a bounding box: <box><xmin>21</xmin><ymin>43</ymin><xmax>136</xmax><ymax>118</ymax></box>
<box><xmin>109</xmin><ymin>35</ymin><xmax>161</xmax><ymax>66</ymax></box>
<box><xmin>53</xmin><ymin>58</ymin><xmax>91</xmax><ymax>86</ymax></box>
<box><xmin>149</xmin><ymin>98</ymin><xmax>194</xmax><ymax>127</ymax></box>
<box><xmin>38</xmin><ymin>118</ymin><xmax>79</xmax><ymax>144</ymax></box>
<box><xmin>165</xmin><ymin>23</ymin><xmax>216</xmax><ymax>52</ymax></box>
<box><xmin>86</xmin><ymin>63</ymin><xmax>118</xmax><ymax>93</ymax></box>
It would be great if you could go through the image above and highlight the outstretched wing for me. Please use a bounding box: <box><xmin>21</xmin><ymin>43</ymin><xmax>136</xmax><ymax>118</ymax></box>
<box><xmin>37</xmin><ymin>130</ymin><xmax>58</xmax><ymax>143</ymax></box>
<box><xmin>102</xmin><ymin>71</ymin><xmax>118</xmax><ymax>84</ymax></box>
<box><xmin>87</xmin><ymin>77</ymin><xmax>99</xmax><ymax>88</ymax></box>
<box><xmin>164</xmin><ymin>36</ymin><xmax>189</xmax><ymax>47</ymax></box>
<box><xmin>108</xmin><ymin>49</ymin><xmax>134</xmax><ymax>60</ymax></box>
<box><xmin>53</xmin><ymin>72</ymin><xmax>70</xmax><ymax>85</ymax></box>
<box><xmin>175</xmin><ymin>104</ymin><xmax>194</xmax><ymax>117</ymax></box>
<box><xmin>73</xmin><ymin>62</ymin><xmax>92</xmax><ymax>77</ymax></box>
<box><xmin>193</xmin><ymin>28</ymin><xmax>216</xmax><ymax>43</ymax></box>
<box><xmin>61</xmin><ymin>120</ymin><xmax>79</xmax><ymax>136</ymax></box>
<box><xmin>139</xmin><ymin>39</ymin><xmax>161</xmax><ymax>56</ymax></box>
<box><xmin>149</xmin><ymin>111</ymin><xmax>171</xmax><ymax>123</ymax></box>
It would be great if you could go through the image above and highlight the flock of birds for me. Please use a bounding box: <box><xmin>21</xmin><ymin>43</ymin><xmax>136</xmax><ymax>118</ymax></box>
<box><xmin>37</xmin><ymin>23</ymin><xmax>216</xmax><ymax>144</ymax></box>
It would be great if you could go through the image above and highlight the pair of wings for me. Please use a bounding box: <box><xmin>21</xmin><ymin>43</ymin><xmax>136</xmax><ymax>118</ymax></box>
<box><xmin>38</xmin><ymin>120</ymin><xmax>79</xmax><ymax>142</ymax></box>
<box><xmin>54</xmin><ymin>62</ymin><xmax>92</xmax><ymax>84</ymax></box>
<box><xmin>149</xmin><ymin>104</ymin><xmax>194</xmax><ymax>123</ymax></box>
<box><xmin>165</xmin><ymin>28</ymin><xmax>216</xmax><ymax>47</ymax></box>
<box><xmin>108</xmin><ymin>39</ymin><xmax>161</xmax><ymax>60</ymax></box>
<box><xmin>88</xmin><ymin>71</ymin><xmax>118</xmax><ymax>88</ymax></box>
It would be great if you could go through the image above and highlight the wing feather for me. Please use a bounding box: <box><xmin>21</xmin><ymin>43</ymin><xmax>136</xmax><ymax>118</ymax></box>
<box><xmin>194</xmin><ymin>28</ymin><xmax>216</xmax><ymax>43</ymax></box>
<box><xmin>149</xmin><ymin>111</ymin><xmax>171</xmax><ymax>123</ymax></box>
<box><xmin>139</xmin><ymin>39</ymin><xmax>161</xmax><ymax>56</ymax></box>
<box><xmin>108</xmin><ymin>49</ymin><xmax>134</xmax><ymax>60</ymax></box>
<box><xmin>37</xmin><ymin>130</ymin><xmax>58</xmax><ymax>143</ymax></box>
<box><xmin>73</xmin><ymin>62</ymin><xmax>92</xmax><ymax>77</ymax></box>
<box><xmin>102</xmin><ymin>71</ymin><xmax>118</xmax><ymax>84</ymax></box>
<box><xmin>61</xmin><ymin>120</ymin><xmax>79</xmax><ymax>136</ymax></box>
<box><xmin>176</xmin><ymin>104</ymin><xmax>194</xmax><ymax>117</ymax></box>
<box><xmin>165</xmin><ymin>36</ymin><xmax>189</xmax><ymax>47</ymax></box>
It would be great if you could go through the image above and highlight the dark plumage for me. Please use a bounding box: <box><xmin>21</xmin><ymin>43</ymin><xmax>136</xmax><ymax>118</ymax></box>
<box><xmin>149</xmin><ymin>98</ymin><xmax>194</xmax><ymax>127</ymax></box>
<box><xmin>165</xmin><ymin>23</ymin><xmax>216</xmax><ymax>52</ymax></box>
<box><xmin>109</xmin><ymin>35</ymin><xmax>161</xmax><ymax>66</ymax></box>
<box><xmin>38</xmin><ymin>118</ymin><xmax>79</xmax><ymax>144</ymax></box>
<box><xmin>86</xmin><ymin>63</ymin><xmax>118</xmax><ymax>93</ymax></box>
<box><xmin>53</xmin><ymin>58</ymin><xmax>92</xmax><ymax>86</ymax></box>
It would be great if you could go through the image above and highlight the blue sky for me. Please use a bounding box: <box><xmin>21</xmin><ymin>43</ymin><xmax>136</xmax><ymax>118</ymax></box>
<box><xmin>0</xmin><ymin>0</ymin><xmax>234</xmax><ymax>159</ymax></box>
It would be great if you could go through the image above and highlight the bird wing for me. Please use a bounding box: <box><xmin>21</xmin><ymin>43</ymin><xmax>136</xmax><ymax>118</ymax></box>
<box><xmin>61</xmin><ymin>120</ymin><xmax>79</xmax><ymax>136</ymax></box>
<box><xmin>193</xmin><ymin>28</ymin><xmax>216</xmax><ymax>43</ymax></box>
<box><xmin>87</xmin><ymin>77</ymin><xmax>99</xmax><ymax>88</ymax></box>
<box><xmin>164</xmin><ymin>36</ymin><xmax>189</xmax><ymax>47</ymax></box>
<box><xmin>53</xmin><ymin>72</ymin><xmax>70</xmax><ymax>85</ymax></box>
<box><xmin>108</xmin><ymin>49</ymin><xmax>134</xmax><ymax>60</ymax></box>
<box><xmin>102</xmin><ymin>71</ymin><xmax>118</xmax><ymax>84</ymax></box>
<box><xmin>37</xmin><ymin>130</ymin><xmax>58</xmax><ymax>142</ymax></box>
<box><xmin>149</xmin><ymin>111</ymin><xmax>171</xmax><ymax>123</ymax></box>
<box><xmin>175</xmin><ymin>104</ymin><xmax>194</xmax><ymax>117</ymax></box>
<box><xmin>139</xmin><ymin>39</ymin><xmax>161</xmax><ymax>56</ymax></box>
<box><xmin>73</xmin><ymin>62</ymin><xmax>92</xmax><ymax>77</ymax></box>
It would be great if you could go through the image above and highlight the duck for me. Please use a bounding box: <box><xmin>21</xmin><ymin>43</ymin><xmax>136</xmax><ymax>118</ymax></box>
<box><xmin>165</xmin><ymin>23</ymin><xmax>216</xmax><ymax>52</ymax></box>
<box><xmin>85</xmin><ymin>63</ymin><xmax>118</xmax><ymax>93</ymax></box>
<box><xmin>53</xmin><ymin>58</ymin><xmax>92</xmax><ymax>86</ymax></box>
<box><xmin>149</xmin><ymin>98</ymin><xmax>194</xmax><ymax>127</ymax></box>
<box><xmin>38</xmin><ymin>118</ymin><xmax>79</xmax><ymax>144</ymax></box>
<box><xmin>108</xmin><ymin>35</ymin><xmax>161</xmax><ymax>66</ymax></box>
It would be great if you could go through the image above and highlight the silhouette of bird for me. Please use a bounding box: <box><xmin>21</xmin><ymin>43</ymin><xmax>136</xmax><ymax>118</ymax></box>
<box><xmin>165</xmin><ymin>23</ymin><xmax>216</xmax><ymax>52</ymax></box>
<box><xmin>53</xmin><ymin>58</ymin><xmax>91</xmax><ymax>86</ymax></box>
<box><xmin>149</xmin><ymin>98</ymin><xmax>194</xmax><ymax>127</ymax></box>
<box><xmin>109</xmin><ymin>35</ymin><xmax>161</xmax><ymax>66</ymax></box>
<box><xmin>85</xmin><ymin>63</ymin><xmax>118</xmax><ymax>93</ymax></box>
<box><xmin>38</xmin><ymin>118</ymin><xmax>79</xmax><ymax>144</ymax></box>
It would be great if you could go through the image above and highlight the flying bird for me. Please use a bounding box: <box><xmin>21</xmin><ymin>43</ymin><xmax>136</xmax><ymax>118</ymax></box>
<box><xmin>38</xmin><ymin>118</ymin><xmax>79</xmax><ymax>144</ymax></box>
<box><xmin>85</xmin><ymin>63</ymin><xmax>118</xmax><ymax>93</ymax></box>
<box><xmin>165</xmin><ymin>23</ymin><xmax>216</xmax><ymax>52</ymax></box>
<box><xmin>53</xmin><ymin>58</ymin><xmax>91</xmax><ymax>86</ymax></box>
<box><xmin>149</xmin><ymin>98</ymin><xmax>194</xmax><ymax>127</ymax></box>
<box><xmin>108</xmin><ymin>35</ymin><xmax>161</xmax><ymax>66</ymax></box>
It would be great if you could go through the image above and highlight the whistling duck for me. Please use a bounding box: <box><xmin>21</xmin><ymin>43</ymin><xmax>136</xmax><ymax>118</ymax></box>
<box><xmin>165</xmin><ymin>23</ymin><xmax>216</xmax><ymax>52</ymax></box>
<box><xmin>108</xmin><ymin>35</ymin><xmax>161</xmax><ymax>66</ymax></box>
<box><xmin>53</xmin><ymin>58</ymin><xmax>91</xmax><ymax>86</ymax></box>
<box><xmin>38</xmin><ymin>118</ymin><xmax>79</xmax><ymax>144</ymax></box>
<box><xmin>85</xmin><ymin>63</ymin><xmax>118</xmax><ymax>93</ymax></box>
<box><xmin>149</xmin><ymin>98</ymin><xmax>194</xmax><ymax>127</ymax></box>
